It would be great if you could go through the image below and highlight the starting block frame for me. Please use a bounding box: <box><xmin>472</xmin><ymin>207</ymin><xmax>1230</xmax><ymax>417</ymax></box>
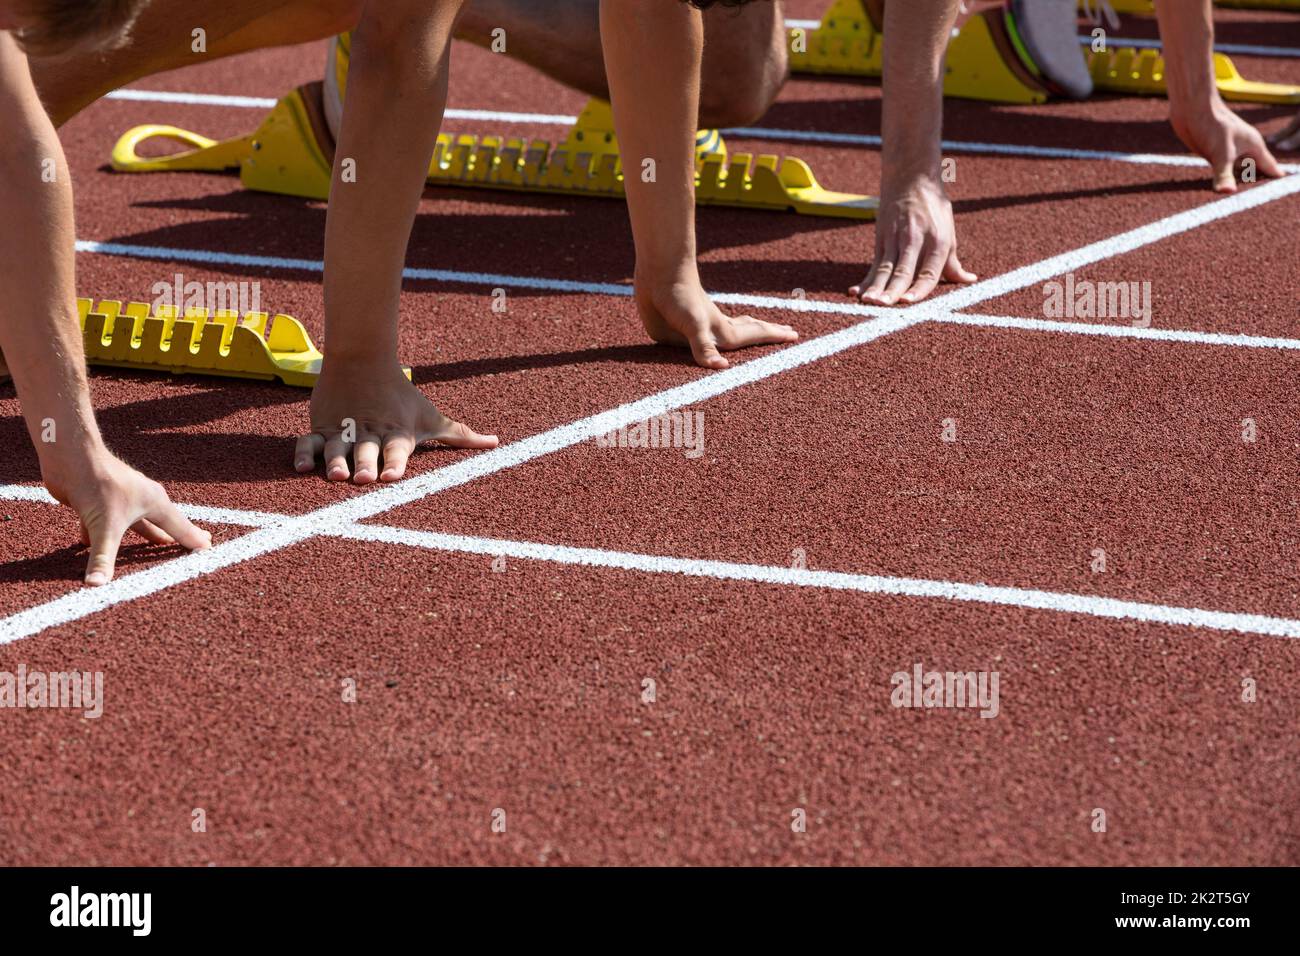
<box><xmin>78</xmin><ymin>298</ymin><xmax>326</xmax><ymax>387</ymax></box>
<box><xmin>111</xmin><ymin>85</ymin><xmax>877</xmax><ymax>220</ymax></box>
<box><xmin>795</xmin><ymin>0</ymin><xmax>1300</xmax><ymax>105</ymax></box>
<box><xmin>1088</xmin><ymin>45</ymin><xmax>1300</xmax><ymax>104</ymax></box>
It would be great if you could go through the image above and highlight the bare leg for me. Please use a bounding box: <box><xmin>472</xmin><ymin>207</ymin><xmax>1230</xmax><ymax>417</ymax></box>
<box><xmin>31</xmin><ymin>0</ymin><xmax>787</xmax><ymax>130</ymax></box>
<box><xmin>456</xmin><ymin>0</ymin><xmax>789</xmax><ymax>127</ymax></box>
<box><xmin>30</xmin><ymin>0</ymin><xmax>363</xmax><ymax>126</ymax></box>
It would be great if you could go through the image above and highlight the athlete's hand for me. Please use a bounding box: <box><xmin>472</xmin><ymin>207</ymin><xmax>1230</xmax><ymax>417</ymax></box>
<box><xmin>851</xmin><ymin>174</ymin><xmax>976</xmax><ymax>306</ymax></box>
<box><xmin>635</xmin><ymin>274</ymin><xmax>798</xmax><ymax>370</ymax></box>
<box><xmin>295</xmin><ymin>361</ymin><xmax>498</xmax><ymax>484</ymax></box>
<box><xmin>42</xmin><ymin>451</ymin><xmax>211</xmax><ymax>586</ymax></box>
<box><xmin>1171</xmin><ymin>97</ymin><xmax>1284</xmax><ymax>192</ymax></box>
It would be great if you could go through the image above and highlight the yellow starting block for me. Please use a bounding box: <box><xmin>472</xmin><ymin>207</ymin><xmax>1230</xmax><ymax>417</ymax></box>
<box><xmin>1088</xmin><ymin>46</ymin><xmax>1300</xmax><ymax>104</ymax></box>
<box><xmin>799</xmin><ymin>0</ymin><xmax>1299</xmax><ymax>104</ymax></box>
<box><xmin>789</xmin><ymin>0</ymin><xmax>1049</xmax><ymax>104</ymax></box>
<box><xmin>111</xmin><ymin>84</ymin><xmax>877</xmax><ymax>220</ymax></box>
<box><xmin>77</xmin><ymin>298</ymin><xmax>327</xmax><ymax>387</ymax></box>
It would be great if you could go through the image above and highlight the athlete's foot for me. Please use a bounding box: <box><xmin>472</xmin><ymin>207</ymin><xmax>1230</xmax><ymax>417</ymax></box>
<box><xmin>636</xmin><ymin>278</ymin><xmax>798</xmax><ymax>370</ymax></box>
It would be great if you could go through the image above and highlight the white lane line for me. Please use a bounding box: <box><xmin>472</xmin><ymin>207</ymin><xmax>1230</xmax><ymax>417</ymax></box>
<box><xmin>76</xmin><ymin>174</ymin><xmax>1300</xmax><ymax>319</ymax></box>
<box><xmin>105</xmin><ymin>90</ymin><xmax>586</xmax><ymax>122</ymax></box>
<box><xmin>939</xmin><ymin>312</ymin><xmax>1300</xmax><ymax>350</ymax></box>
<box><xmin>0</xmin><ymin>484</ymin><xmax>281</xmax><ymax>527</ymax></box>
<box><xmin>176</xmin><ymin>504</ymin><xmax>283</xmax><ymax>527</ymax></box>
<box><xmin>0</xmin><ymin>307</ymin><xmax>914</xmax><ymax>643</ymax></box>
<box><xmin>0</xmin><ymin>485</ymin><xmax>58</xmax><ymax>505</ymax></box>
<box><xmin>74</xmin><ymin>239</ymin><xmax>882</xmax><ymax>316</ymax></box>
<box><xmin>101</xmin><ymin>87</ymin><xmax>1260</xmax><ymax>170</ymax></box>
<box><xmin>6</xmin><ymin>486</ymin><xmax>1298</xmax><ymax>640</ymax></box>
<box><xmin>725</xmin><ymin>126</ymin><xmax>1221</xmax><ymax>169</ymax></box>
<box><xmin>1076</xmin><ymin>35</ymin><xmax>1300</xmax><ymax>59</ymax></box>
<box><xmin>74</xmin><ymin>240</ymin><xmax>637</xmax><ymax>299</ymax></box>
<box><xmin>8</xmin><ymin>178</ymin><xmax>1297</xmax><ymax>642</ymax></box>
<box><xmin>342</xmin><ymin>525</ymin><xmax>1300</xmax><ymax>640</ymax></box>
<box><xmin>0</xmin><ymin>522</ymin><xmax>324</xmax><ymax>643</ymax></box>
<box><xmin>106</xmin><ymin>89</ymin><xmax>278</xmax><ymax>109</ymax></box>
<box><xmin>937</xmin><ymin>172</ymin><xmax>1300</xmax><ymax>312</ymax></box>
<box><xmin>446</xmin><ymin>108</ymin><xmax>579</xmax><ymax>124</ymax></box>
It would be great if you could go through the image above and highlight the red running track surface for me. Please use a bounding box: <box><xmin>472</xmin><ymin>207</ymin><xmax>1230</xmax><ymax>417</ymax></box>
<box><xmin>2</xmin><ymin>12</ymin><xmax>1299</xmax><ymax>865</ymax></box>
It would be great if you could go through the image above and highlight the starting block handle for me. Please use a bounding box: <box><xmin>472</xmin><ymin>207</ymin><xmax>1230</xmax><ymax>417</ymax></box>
<box><xmin>111</xmin><ymin>125</ymin><xmax>252</xmax><ymax>173</ymax></box>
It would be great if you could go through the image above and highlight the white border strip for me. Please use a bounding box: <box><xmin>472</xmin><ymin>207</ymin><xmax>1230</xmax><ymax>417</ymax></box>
<box><xmin>343</xmin><ymin>525</ymin><xmax>1300</xmax><ymax>640</ymax></box>
<box><xmin>105</xmin><ymin>89</ymin><xmax>278</xmax><ymax>109</ymax></box>
<box><xmin>5</xmin><ymin>176</ymin><xmax>1298</xmax><ymax>642</ymax></box>
<box><xmin>939</xmin><ymin>312</ymin><xmax>1300</xmax><ymax>350</ymax></box>
<box><xmin>73</xmin><ymin>240</ymin><xmax>636</xmax><ymax>299</ymax></box>
<box><xmin>101</xmin><ymin>87</ymin><xmax>1259</xmax><ymax>170</ymax></box>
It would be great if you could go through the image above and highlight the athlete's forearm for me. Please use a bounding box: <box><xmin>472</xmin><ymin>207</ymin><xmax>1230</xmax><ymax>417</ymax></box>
<box><xmin>599</xmin><ymin>0</ymin><xmax>702</xmax><ymax>285</ymax></box>
<box><xmin>1154</xmin><ymin>0</ymin><xmax>1218</xmax><ymax>112</ymax></box>
<box><xmin>321</xmin><ymin>0</ymin><xmax>464</xmax><ymax>368</ymax></box>
<box><xmin>881</xmin><ymin>0</ymin><xmax>960</xmax><ymax>189</ymax></box>
<box><xmin>0</xmin><ymin>34</ymin><xmax>106</xmax><ymax>470</ymax></box>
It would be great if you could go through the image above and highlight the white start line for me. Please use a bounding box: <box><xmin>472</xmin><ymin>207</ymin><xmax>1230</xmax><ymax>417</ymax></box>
<box><xmin>4</xmin><ymin>485</ymin><xmax>1300</xmax><ymax>642</ymax></box>
<box><xmin>100</xmin><ymin>89</ymin><xmax>1296</xmax><ymax>173</ymax></box>
<box><xmin>3</xmin><ymin>172</ymin><xmax>1300</xmax><ymax>643</ymax></box>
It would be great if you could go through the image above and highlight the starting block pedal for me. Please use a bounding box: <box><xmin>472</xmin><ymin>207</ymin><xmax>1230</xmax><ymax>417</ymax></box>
<box><xmin>111</xmin><ymin>83</ymin><xmax>335</xmax><ymax>200</ymax></box>
<box><xmin>111</xmin><ymin>85</ymin><xmax>876</xmax><ymax>219</ymax></box>
<box><xmin>77</xmin><ymin>298</ymin><xmax>329</xmax><ymax>387</ymax></box>
<box><xmin>789</xmin><ymin>0</ymin><xmax>1049</xmax><ymax>104</ymax></box>
<box><xmin>1087</xmin><ymin>46</ymin><xmax>1300</xmax><ymax>104</ymax></box>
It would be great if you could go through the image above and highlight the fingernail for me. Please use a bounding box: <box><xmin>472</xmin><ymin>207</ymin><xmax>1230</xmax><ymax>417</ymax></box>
<box><xmin>86</xmin><ymin>572</ymin><xmax>106</xmax><ymax>587</ymax></box>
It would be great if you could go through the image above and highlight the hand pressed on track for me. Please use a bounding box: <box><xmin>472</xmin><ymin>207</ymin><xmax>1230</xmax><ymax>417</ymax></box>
<box><xmin>636</xmin><ymin>278</ymin><xmax>798</xmax><ymax>370</ymax></box>
<box><xmin>295</xmin><ymin>362</ymin><xmax>497</xmax><ymax>484</ymax></box>
<box><xmin>851</xmin><ymin>175</ymin><xmax>976</xmax><ymax>306</ymax></box>
<box><xmin>43</xmin><ymin>454</ymin><xmax>212</xmax><ymax>586</ymax></box>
